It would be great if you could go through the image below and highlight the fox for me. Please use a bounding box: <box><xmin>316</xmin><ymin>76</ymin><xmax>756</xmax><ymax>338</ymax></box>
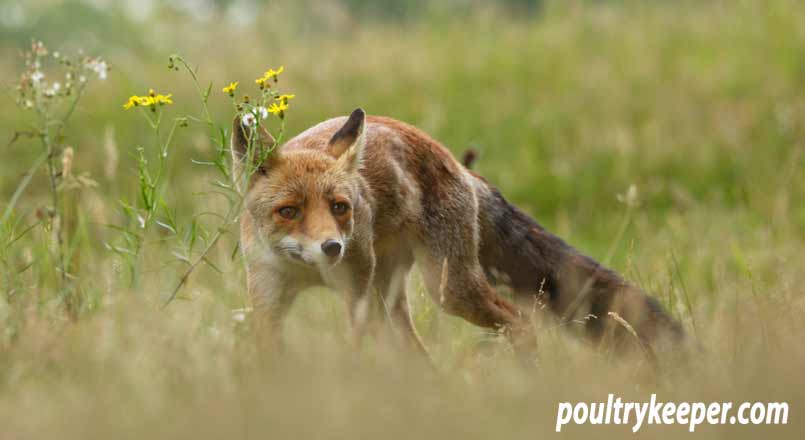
<box><xmin>232</xmin><ymin>108</ymin><xmax>684</xmax><ymax>359</ymax></box>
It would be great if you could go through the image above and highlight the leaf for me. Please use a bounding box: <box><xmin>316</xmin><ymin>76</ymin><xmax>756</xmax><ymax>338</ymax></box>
<box><xmin>201</xmin><ymin>256</ymin><xmax>223</xmax><ymax>274</ymax></box>
<box><xmin>155</xmin><ymin>220</ymin><xmax>176</xmax><ymax>234</ymax></box>
<box><xmin>105</xmin><ymin>243</ymin><xmax>137</xmax><ymax>256</ymax></box>
<box><xmin>231</xmin><ymin>241</ymin><xmax>240</xmax><ymax>260</ymax></box>
<box><xmin>171</xmin><ymin>250</ymin><xmax>191</xmax><ymax>264</ymax></box>
<box><xmin>16</xmin><ymin>260</ymin><xmax>35</xmax><ymax>274</ymax></box>
<box><xmin>211</xmin><ymin>180</ymin><xmax>233</xmax><ymax>190</ymax></box>
<box><xmin>204</xmin><ymin>81</ymin><xmax>213</xmax><ymax>102</ymax></box>
<box><xmin>191</xmin><ymin>158</ymin><xmax>216</xmax><ymax>166</ymax></box>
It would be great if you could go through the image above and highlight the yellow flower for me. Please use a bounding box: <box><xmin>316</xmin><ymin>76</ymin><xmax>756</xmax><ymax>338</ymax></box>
<box><xmin>268</xmin><ymin>100</ymin><xmax>288</xmax><ymax>117</ymax></box>
<box><xmin>123</xmin><ymin>95</ymin><xmax>142</xmax><ymax>109</ymax></box>
<box><xmin>222</xmin><ymin>81</ymin><xmax>238</xmax><ymax>95</ymax></box>
<box><xmin>153</xmin><ymin>93</ymin><xmax>173</xmax><ymax>105</ymax></box>
<box><xmin>264</xmin><ymin>66</ymin><xmax>284</xmax><ymax>82</ymax></box>
<box><xmin>255</xmin><ymin>66</ymin><xmax>284</xmax><ymax>89</ymax></box>
<box><xmin>126</xmin><ymin>96</ymin><xmax>153</xmax><ymax>109</ymax></box>
<box><xmin>123</xmin><ymin>90</ymin><xmax>173</xmax><ymax>110</ymax></box>
<box><xmin>276</xmin><ymin>94</ymin><xmax>295</xmax><ymax>104</ymax></box>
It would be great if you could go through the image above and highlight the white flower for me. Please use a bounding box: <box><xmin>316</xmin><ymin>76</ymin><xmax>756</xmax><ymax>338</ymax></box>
<box><xmin>242</xmin><ymin>107</ymin><xmax>269</xmax><ymax>127</ymax></box>
<box><xmin>232</xmin><ymin>311</ymin><xmax>246</xmax><ymax>322</ymax></box>
<box><xmin>79</xmin><ymin>75</ymin><xmax>87</xmax><ymax>83</ymax></box>
<box><xmin>231</xmin><ymin>308</ymin><xmax>251</xmax><ymax>322</ymax></box>
<box><xmin>31</xmin><ymin>71</ymin><xmax>44</xmax><ymax>84</ymax></box>
<box><xmin>43</xmin><ymin>82</ymin><xmax>61</xmax><ymax>97</ymax></box>
<box><xmin>617</xmin><ymin>184</ymin><xmax>639</xmax><ymax>208</ymax></box>
<box><xmin>87</xmin><ymin>59</ymin><xmax>108</xmax><ymax>80</ymax></box>
<box><xmin>241</xmin><ymin>112</ymin><xmax>257</xmax><ymax>127</ymax></box>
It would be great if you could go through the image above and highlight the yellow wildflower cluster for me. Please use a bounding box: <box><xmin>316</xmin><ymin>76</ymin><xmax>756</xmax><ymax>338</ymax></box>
<box><xmin>254</xmin><ymin>66</ymin><xmax>284</xmax><ymax>89</ymax></box>
<box><xmin>229</xmin><ymin>66</ymin><xmax>294</xmax><ymax>120</ymax></box>
<box><xmin>123</xmin><ymin>89</ymin><xmax>173</xmax><ymax>110</ymax></box>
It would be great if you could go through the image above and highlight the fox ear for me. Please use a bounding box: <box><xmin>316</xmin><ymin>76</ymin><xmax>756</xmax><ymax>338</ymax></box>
<box><xmin>328</xmin><ymin>108</ymin><xmax>366</xmax><ymax>171</ymax></box>
<box><xmin>231</xmin><ymin>114</ymin><xmax>276</xmax><ymax>171</ymax></box>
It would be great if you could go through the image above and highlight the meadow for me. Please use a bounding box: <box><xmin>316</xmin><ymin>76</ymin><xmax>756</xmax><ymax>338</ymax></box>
<box><xmin>0</xmin><ymin>0</ymin><xmax>803</xmax><ymax>438</ymax></box>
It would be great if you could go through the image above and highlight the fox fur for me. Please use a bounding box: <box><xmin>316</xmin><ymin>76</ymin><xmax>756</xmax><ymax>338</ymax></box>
<box><xmin>232</xmin><ymin>108</ymin><xmax>684</xmax><ymax>357</ymax></box>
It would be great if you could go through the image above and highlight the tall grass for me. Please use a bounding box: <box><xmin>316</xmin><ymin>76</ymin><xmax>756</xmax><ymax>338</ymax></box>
<box><xmin>1</xmin><ymin>0</ymin><xmax>803</xmax><ymax>438</ymax></box>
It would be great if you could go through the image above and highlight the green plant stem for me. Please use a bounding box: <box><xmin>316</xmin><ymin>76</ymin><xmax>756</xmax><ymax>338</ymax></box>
<box><xmin>1</xmin><ymin>152</ymin><xmax>48</xmax><ymax>225</ymax></box>
<box><xmin>40</xmin><ymin>109</ymin><xmax>69</xmax><ymax>290</ymax></box>
<box><xmin>162</xmin><ymin>224</ymin><xmax>228</xmax><ymax>308</ymax></box>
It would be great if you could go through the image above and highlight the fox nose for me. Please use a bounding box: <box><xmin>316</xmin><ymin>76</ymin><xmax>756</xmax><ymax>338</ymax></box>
<box><xmin>321</xmin><ymin>239</ymin><xmax>342</xmax><ymax>258</ymax></box>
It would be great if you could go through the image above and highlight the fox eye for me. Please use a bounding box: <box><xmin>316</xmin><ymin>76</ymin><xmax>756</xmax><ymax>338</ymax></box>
<box><xmin>331</xmin><ymin>201</ymin><xmax>350</xmax><ymax>216</ymax></box>
<box><xmin>277</xmin><ymin>206</ymin><xmax>298</xmax><ymax>219</ymax></box>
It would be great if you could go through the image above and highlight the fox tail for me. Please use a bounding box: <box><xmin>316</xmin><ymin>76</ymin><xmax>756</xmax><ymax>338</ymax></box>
<box><xmin>471</xmin><ymin>174</ymin><xmax>685</xmax><ymax>353</ymax></box>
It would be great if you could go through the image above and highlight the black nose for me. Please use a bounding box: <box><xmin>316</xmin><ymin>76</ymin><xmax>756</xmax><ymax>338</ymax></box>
<box><xmin>321</xmin><ymin>239</ymin><xmax>342</xmax><ymax>258</ymax></box>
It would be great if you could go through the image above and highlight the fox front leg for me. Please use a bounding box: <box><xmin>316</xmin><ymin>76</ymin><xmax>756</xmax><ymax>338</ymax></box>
<box><xmin>247</xmin><ymin>266</ymin><xmax>300</xmax><ymax>351</ymax></box>
<box><xmin>324</xmin><ymin>241</ymin><xmax>377</xmax><ymax>346</ymax></box>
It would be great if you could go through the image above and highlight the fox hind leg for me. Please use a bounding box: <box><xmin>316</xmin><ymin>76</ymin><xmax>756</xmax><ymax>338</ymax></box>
<box><xmin>413</xmin><ymin>199</ymin><xmax>538</xmax><ymax>357</ymax></box>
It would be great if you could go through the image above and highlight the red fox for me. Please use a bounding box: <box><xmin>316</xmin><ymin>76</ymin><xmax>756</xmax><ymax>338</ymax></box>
<box><xmin>233</xmin><ymin>108</ymin><xmax>683</xmax><ymax>357</ymax></box>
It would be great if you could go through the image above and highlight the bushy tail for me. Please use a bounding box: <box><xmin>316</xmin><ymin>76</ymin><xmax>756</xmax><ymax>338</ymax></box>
<box><xmin>471</xmin><ymin>175</ymin><xmax>684</xmax><ymax>352</ymax></box>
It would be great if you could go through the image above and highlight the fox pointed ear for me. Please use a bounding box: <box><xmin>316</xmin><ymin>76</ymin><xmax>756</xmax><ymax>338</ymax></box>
<box><xmin>231</xmin><ymin>114</ymin><xmax>276</xmax><ymax>171</ymax></box>
<box><xmin>328</xmin><ymin>108</ymin><xmax>366</xmax><ymax>171</ymax></box>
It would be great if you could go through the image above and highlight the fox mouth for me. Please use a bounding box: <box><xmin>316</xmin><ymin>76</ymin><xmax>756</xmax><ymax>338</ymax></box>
<box><xmin>275</xmin><ymin>243</ymin><xmax>310</xmax><ymax>265</ymax></box>
<box><xmin>275</xmin><ymin>244</ymin><xmax>342</xmax><ymax>268</ymax></box>
<box><xmin>284</xmin><ymin>249</ymin><xmax>307</xmax><ymax>263</ymax></box>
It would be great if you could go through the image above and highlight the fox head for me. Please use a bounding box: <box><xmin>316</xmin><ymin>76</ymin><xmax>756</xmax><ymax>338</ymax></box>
<box><xmin>232</xmin><ymin>108</ymin><xmax>366</xmax><ymax>269</ymax></box>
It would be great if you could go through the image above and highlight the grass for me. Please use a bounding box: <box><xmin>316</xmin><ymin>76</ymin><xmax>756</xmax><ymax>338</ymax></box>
<box><xmin>1</xmin><ymin>0</ymin><xmax>804</xmax><ymax>438</ymax></box>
